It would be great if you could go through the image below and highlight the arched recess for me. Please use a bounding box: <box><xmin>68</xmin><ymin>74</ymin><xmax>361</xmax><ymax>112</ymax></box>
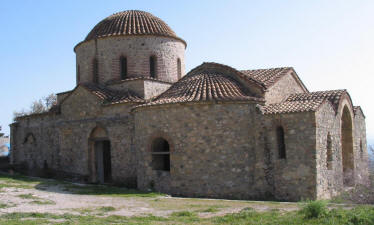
<box><xmin>151</xmin><ymin>137</ymin><xmax>170</xmax><ymax>171</ymax></box>
<box><xmin>88</xmin><ymin>126</ymin><xmax>112</xmax><ymax>183</ymax></box>
<box><xmin>341</xmin><ymin>105</ymin><xmax>354</xmax><ymax>186</ymax></box>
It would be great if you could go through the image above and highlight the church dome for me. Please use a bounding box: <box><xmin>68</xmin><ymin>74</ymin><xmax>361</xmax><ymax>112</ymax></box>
<box><xmin>84</xmin><ymin>10</ymin><xmax>185</xmax><ymax>44</ymax></box>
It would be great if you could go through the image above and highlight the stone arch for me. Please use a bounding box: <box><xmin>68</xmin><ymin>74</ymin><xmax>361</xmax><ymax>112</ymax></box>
<box><xmin>23</xmin><ymin>133</ymin><xmax>36</xmax><ymax>144</ymax></box>
<box><xmin>88</xmin><ymin>126</ymin><xmax>112</xmax><ymax>183</ymax></box>
<box><xmin>150</xmin><ymin>137</ymin><xmax>170</xmax><ymax>171</ymax></box>
<box><xmin>341</xmin><ymin>105</ymin><xmax>354</xmax><ymax>186</ymax></box>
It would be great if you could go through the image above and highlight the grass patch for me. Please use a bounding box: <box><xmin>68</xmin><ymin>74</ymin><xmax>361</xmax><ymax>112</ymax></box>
<box><xmin>0</xmin><ymin>205</ymin><xmax>373</xmax><ymax>224</ymax></box>
<box><xmin>17</xmin><ymin>194</ymin><xmax>40</xmax><ymax>200</ymax></box>
<box><xmin>197</xmin><ymin>205</ymin><xmax>226</xmax><ymax>213</ymax></box>
<box><xmin>98</xmin><ymin>206</ymin><xmax>116</xmax><ymax>212</ymax></box>
<box><xmin>171</xmin><ymin>211</ymin><xmax>197</xmax><ymax>217</ymax></box>
<box><xmin>30</xmin><ymin>200</ymin><xmax>56</xmax><ymax>205</ymax></box>
<box><xmin>64</xmin><ymin>183</ymin><xmax>163</xmax><ymax>198</ymax></box>
<box><xmin>0</xmin><ymin>203</ymin><xmax>9</xmax><ymax>209</ymax></box>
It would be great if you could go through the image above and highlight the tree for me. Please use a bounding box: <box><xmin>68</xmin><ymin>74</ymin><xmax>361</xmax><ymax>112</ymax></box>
<box><xmin>13</xmin><ymin>93</ymin><xmax>57</xmax><ymax>120</ymax></box>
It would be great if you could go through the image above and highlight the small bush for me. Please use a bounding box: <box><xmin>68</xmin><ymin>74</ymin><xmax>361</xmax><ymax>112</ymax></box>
<box><xmin>171</xmin><ymin>211</ymin><xmax>196</xmax><ymax>217</ymax></box>
<box><xmin>300</xmin><ymin>200</ymin><xmax>328</xmax><ymax>219</ymax></box>
<box><xmin>98</xmin><ymin>206</ymin><xmax>116</xmax><ymax>212</ymax></box>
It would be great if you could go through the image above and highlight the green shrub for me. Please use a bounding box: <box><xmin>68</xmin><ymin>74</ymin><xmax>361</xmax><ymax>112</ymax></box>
<box><xmin>300</xmin><ymin>200</ymin><xmax>328</xmax><ymax>219</ymax></box>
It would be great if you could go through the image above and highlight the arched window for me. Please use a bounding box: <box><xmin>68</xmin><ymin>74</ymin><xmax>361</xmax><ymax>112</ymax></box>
<box><xmin>326</xmin><ymin>133</ymin><xmax>333</xmax><ymax>170</ymax></box>
<box><xmin>120</xmin><ymin>56</ymin><xmax>127</xmax><ymax>80</ymax></box>
<box><xmin>276</xmin><ymin>126</ymin><xmax>286</xmax><ymax>159</ymax></box>
<box><xmin>360</xmin><ymin>140</ymin><xmax>363</xmax><ymax>159</ymax></box>
<box><xmin>77</xmin><ymin>65</ymin><xmax>80</xmax><ymax>83</ymax></box>
<box><xmin>151</xmin><ymin>138</ymin><xmax>170</xmax><ymax>171</ymax></box>
<box><xmin>93</xmin><ymin>58</ymin><xmax>98</xmax><ymax>83</ymax></box>
<box><xmin>177</xmin><ymin>58</ymin><xmax>182</xmax><ymax>79</ymax></box>
<box><xmin>150</xmin><ymin>56</ymin><xmax>156</xmax><ymax>78</ymax></box>
<box><xmin>23</xmin><ymin>133</ymin><xmax>36</xmax><ymax>145</ymax></box>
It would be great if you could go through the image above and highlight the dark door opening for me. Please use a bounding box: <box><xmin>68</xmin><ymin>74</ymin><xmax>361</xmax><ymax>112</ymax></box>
<box><xmin>95</xmin><ymin>140</ymin><xmax>112</xmax><ymax>183</ymax></box>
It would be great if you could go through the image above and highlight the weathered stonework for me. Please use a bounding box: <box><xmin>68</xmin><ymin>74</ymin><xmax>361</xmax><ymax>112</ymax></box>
<box><xmin>10</xmin><ymin>9</ymin><xmax>369</xmax><ymax>202</ymax></box>
<box><xmin>75</xmin><ymin>36</ymin><xmax>185</xmax><ymax>84</ymax></box>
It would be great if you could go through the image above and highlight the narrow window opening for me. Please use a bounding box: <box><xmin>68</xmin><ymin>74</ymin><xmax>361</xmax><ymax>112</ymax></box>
<box><xmin>93</xmin><ymin>58</ymin><xmax>98</xmax><ymax>83</ymax></box>
<box><xmin>120</xmin><ymin>56</ymin><xmax>127</xmax><ymax>80</ymax></box>
<box><xmin>277</xmin><ymin>126</ymin><xmax>286</xmax><ymax>159</ymax></box>
<box><xmin>177</xmin><ymin>58</ymin><xmax>182</xmax><ymax>79</ymax></box>
<box><xmin>360</xmin><ymin>140</ymin><xmax>363</xmax><ymax>159</ymax></box>
<box><xmin>150</xmin><ymin>56</ymin><xmax>156</xmax><ymax>78</ymax></box>
<box><xmin>326</xmin><ymin>133</ymin><xmax>333</xmax><ymax>170</ymax></box>
<box><xmin>151</xmin><ymin>138</ymin><xmax>170</xmax><ymax>171</ymax></box>
<box><xmin>77</xmin><ymin>65</ymin><xmax>80</xmax><ymax>83</ymax></box>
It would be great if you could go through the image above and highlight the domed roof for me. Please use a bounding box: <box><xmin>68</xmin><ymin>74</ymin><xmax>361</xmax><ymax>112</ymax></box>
<box><xmin>137</xmin><ymin>63</ymin><xmax>264</xmax><ymax>107</ymax></box>
<box><xmin>84</xmin><ymin>10</ymin><xmax>185</xmax><ymax>44</ymax></box>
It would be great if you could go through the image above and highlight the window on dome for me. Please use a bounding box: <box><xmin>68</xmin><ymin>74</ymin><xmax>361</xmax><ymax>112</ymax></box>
<box><xmin>177</xmin><ymin>58</ymin><xmax>182</xmax><ymax>79</ymax></box>
<box><xmin>150</xmin><ymin>56</ymin><xmax>156</xmax><ymax>78</ymax></box>
<box><xmin>93</xmin><ymin>58</ymin><xmax>99</xmax><ymax>83</ymax></box>
<box><xmin>120</xmin><ymin>56</ymin><xmax>127</xmax><ymax>80</ymax></box>
<box><xmin>77</xmin><ymin>65</ymin><xmax>80</xmax><ymax>83</ymax></box>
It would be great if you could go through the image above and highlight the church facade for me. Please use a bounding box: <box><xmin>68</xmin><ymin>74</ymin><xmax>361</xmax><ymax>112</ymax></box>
<box><xmin>10</xmin><ymin>10</ymin><xmax>369</xmax><ymax>201</ymax></box>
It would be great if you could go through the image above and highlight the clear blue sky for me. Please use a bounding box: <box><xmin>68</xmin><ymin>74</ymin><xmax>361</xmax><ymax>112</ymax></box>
<box><xmin>1</xmin><ymin>0</ymin><xmax>373</xmax><ymax>145</ymax></box>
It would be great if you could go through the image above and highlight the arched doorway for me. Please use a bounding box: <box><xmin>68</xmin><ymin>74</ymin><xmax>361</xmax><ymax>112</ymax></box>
<box><xmin>341</xmin><ymin>106</ymin><xmax>354</xmax><ymax>186</ymax></box>
<box><xmin>89</xmin><ymin>127</ymin><xmax>112</xmax><ymax>183</ymax></box>
<box><xmin>151</xmin><ymin>138</ymin><xmax>170</xmax><ymax>171</ymax></box>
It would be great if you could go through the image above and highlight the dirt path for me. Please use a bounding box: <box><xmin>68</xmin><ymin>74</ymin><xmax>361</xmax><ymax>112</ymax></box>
<box><xmin>0</xmin><ymin>175</ymin><xmax>301</xmax><ymax>218</ymax></box>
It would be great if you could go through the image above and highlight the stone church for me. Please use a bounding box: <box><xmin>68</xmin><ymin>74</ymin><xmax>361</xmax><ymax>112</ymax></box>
<box><xmin>10</xmin><ymin>10</ymin><xmax>369</xmax><ymax>201</ymax></box>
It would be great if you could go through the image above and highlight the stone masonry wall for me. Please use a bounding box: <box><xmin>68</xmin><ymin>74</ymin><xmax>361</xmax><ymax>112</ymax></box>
<box><xmin>75</xmin><ymin>36</ymin><xmax>185</xmax><ymax>85</ymax></box>
<box><xmin>134</xmin><ymin>103</ymin><xmax>267</xmax><ymax>200</ymax></box>
<box><xmin>263</xmin><ymin>111</ymin><xmax>317</xmax><ymax>201</ymax></box>
<box><xmin>11</xmin><ymin>87</ymin><xmax>139</xmax><ymax>187</ymax></box>
<box><xmin>353</xmin><ymin>109</ymin><xmax>369</xmax><ymax>185</ymax></box>
<box><xmin>315</xmin><ymin>102</ymin><xmax>343</xmax><ymax>199</ymax></box>
<box><xmin>265</xmin><ymin>73</ymin><xmax>306</xmax><ymax>104</ymax></box>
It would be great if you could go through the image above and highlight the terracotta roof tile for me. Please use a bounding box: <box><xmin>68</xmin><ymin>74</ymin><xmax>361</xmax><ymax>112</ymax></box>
<box><xmin>81</xmin><ymin>83</ymin><xmax>144</xmax><ymax>104</ymax></box>
<box><xmin>240</xmin><ymin>67</ymin><xmax>293</xmax><ymax>88</ymax></box>
<box><xmin>261</xmin><ymin>99</ymin><xmax>324</xmax><ymax>114</ymax></box>
<box><xmin>138</xmin><ymin>63</ymin><xmax>264</xmax><ymax>108</ymax></box>
<box><xmin>286</xmin><ymin>90</ymin><xmax>346</xmax><ymax>112</ymax></box>
<box><xmin>83</xmin><ymin>10</ymin><xmax>185</xmax><ymax>45</ymax></box>
<box><xmin>262</xmin><ymin>90</ymin><xmax>347</xmax><ymax>114</ymax></box>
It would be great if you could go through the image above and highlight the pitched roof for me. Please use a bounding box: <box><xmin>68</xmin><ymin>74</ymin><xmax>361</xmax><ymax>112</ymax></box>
<box><xmin>261</xmin><ymin>90</ymin><xmax>347</xmax><ymax>114</ymax></box>
<box><xmin>286</xmin><ymin>90</ymin><xmax>346</xmax><ymax>112</ymax></box>
<box><xmin>80</xmin><ymin>83</ymin><xmax>145</xmax><ymax>105</ymax></box>
<box><xmin>240</xmin><ymin>67</ymin><xmax>292</xmax><ymax>88</ymax></box>
<box><xmin>137</xmin><ymin>63</ymin><xmax>264</xmax><ymax>108</ymax></box>
<box><xmin>261</xmin><ymin>99</ymin><xmax>325</xmax><ymax>114</ymax></box>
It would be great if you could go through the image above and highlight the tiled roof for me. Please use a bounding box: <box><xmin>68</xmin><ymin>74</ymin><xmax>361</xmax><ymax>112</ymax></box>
<box><xmin>240</xmin><ymin>67</ymin><xmax>293</xmax><ymax>88</ymax></box>
<box><xmin>84</xmin><ymin>10</ymin><xmax>185</xmax><ymax>44</ymax></box>
<box><xmin>286</xmin><ymin>90</ymin><xmax>346</xmax><ymax>112</ymax></box>
<box><xmin>138</xmin><ymin>63</ymin><xmax>264</xmax><ymax>107</ymax></box>
<box><xmin>262</xmin><ymin>90</ymin><xmax>347</xmax><ymax>114</ymax></box>
<box><xmin>81</xmin><ymin>83</ymin><xmax>144</xmax><ymax>104</ymax></box>
<box><xmin>261</xmin><ymin>99</ymin><xmax>325</xmax><ymax>114</ymax></box>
